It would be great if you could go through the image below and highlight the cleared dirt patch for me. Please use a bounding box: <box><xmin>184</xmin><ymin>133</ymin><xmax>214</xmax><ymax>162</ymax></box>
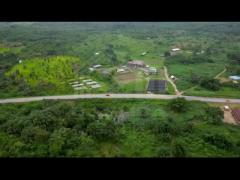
<box><xmin>115</xmin><ymin>72</ymin><xmax>138</xmax><ymax>84</ymax></box>
<box><xmin>223</xmin><ymin>110</ymin><xmax>237</xmax><ymax>125</ymax></box>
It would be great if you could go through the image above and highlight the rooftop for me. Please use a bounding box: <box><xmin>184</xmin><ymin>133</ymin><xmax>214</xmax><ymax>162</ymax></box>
<box><xmin>128</xmin><ymin>60</ymin><xmax>145</xmax><ymax>66</ymax></box>
<box><xmin>232</xmin><ymin>109</ymin><xmax>240</xmax><ymax>122</ymax></box>
<box><xmin>171</xmin><ymin>48</ymin><xmax>180</xmax><ymax>51</ymax></box>
<box><xmin>147</xmin><ymin>80</ymin><xmax>167</xmax><ymax>93</ymax></box>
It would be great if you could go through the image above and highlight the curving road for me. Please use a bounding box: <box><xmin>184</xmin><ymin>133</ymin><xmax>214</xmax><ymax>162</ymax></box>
<box><xmin>1</xmin><ymin>94</ymin><xmax>240</xmax><ymax>104</ymax></box>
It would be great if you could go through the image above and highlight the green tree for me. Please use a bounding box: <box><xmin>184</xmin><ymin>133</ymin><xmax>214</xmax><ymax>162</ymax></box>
<box><xmin>204</xmin><ymin>107</ymin><xmax>223</xmax><ymax>125</ymax></box>
<box><xmin>200</xmin><ymin>78</ymin><xmax>220</xmax><ymax>91</ymax></box>
<box><xmin>168</xmin><ymin>98</ymin><xmax>188</xmax><ymax>113</ymax></box>
<box><xmin>86</xmin><ymin>118</ymin><xmax>118</xmax><ymax>142</ymax></box>
<box><xmin>172</xmin><ymin>142</ymin><xmax>186</xmax><ymax>157</ymax></box>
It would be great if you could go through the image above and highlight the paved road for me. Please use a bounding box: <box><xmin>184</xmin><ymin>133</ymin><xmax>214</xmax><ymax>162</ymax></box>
<box><xmin>1</xmin><ymin>94</ymin><xmax>240</xmax><ymax>104</ymax></box>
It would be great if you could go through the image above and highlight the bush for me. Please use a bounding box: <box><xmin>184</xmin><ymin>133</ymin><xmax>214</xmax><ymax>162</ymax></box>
<box><xmin>86</xmin><ymin>118</ymin><xmax>119</xmax><ymax>142</ymax></box>
<box><xmin>156</xmin><ymin>146</ymin><xmax>172</xmax><ymax>157</ymax></box>
<box><xmin>172</xmin><ymin>142</ymin><xmax>187</xmax><ymax>157</ymax></box>
<box><xmin>202</xmin><ymin>133</ymin><xmax>233</xmax><ymax>150</ymax></box>
<box><xmin>168</xmin><ymin>98</ymin><xmax>188</xmax><ymax>113</ymax></box>
<box><xmin>200</xmin><ymin>78</ymin><xmax>221</xmax><ymax>91</ymax></box>
<box><xmin>204</xmin><ymin>107</ymin><xmax>223</xmax><ymax>125</ymax></box>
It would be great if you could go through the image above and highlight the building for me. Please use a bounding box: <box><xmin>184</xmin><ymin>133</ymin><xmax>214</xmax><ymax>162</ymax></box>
<box><xmin>170</xmin><ymin>75</ymin><xmax>176</xmax><ymax>80</ymax></box>
<box><xmin>91</xmin><ymin>84</ymin><xmax>101</xmax><ymax>88</ymax></box>
<box><xmin>93</xmin><ymin>64</ymin><xmax>102</xmax><ymax>68</ymax></box>
<box><xmin>147</xmin><ymin>80</ymin><xmax>167</xmax><ymax>94</ymax></box>
<box><xmin>170</xmin><ymin>48</ymin><xmax>181</xmax><ymax>56</ymax></box>
<box><xmin>231</xmin><ymin>108</ymin><xmax>240</xmax><ymax>123</ymax></box>
<box><xmin>141</xmin><ymin>52</ymin><xmax>147</xmax><ymax>56</ymax></box>
<box><xmin>128</xmin><ymin>60</ymin><xmax>146</xmax><ymax>68</ymax></box>
<box><xmin>223</xmin><ymin>105</ymin><xmax>230</xmax><ymax>111</ymax></box>
<box><xmin>117</xmin><ymin>68</ymin><xmax>125</xmax><ymax>73</ymax></box>
<box><xmin>229</xmin><ymin>76</ymin><xmax>240</xmax><ymax>81</ymax></box>
<box><xmin>149</xmin><ymin>67</ymin><xmax>157</xmax><ymax>74</ymax></box>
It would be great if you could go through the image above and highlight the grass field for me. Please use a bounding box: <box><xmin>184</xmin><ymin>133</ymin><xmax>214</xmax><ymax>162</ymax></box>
<box><xmin>0</xmin><ymin>46</ymin><xmax>10</xmax><ymax>54</ymax></box>
<box><xmin>6</xmin><ymin>56</ymin><xmax>80</xmax><ymax>86</ymax></box>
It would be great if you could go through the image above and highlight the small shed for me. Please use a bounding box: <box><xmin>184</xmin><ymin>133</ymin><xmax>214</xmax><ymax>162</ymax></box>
<box><xmin>117</xmin><ymin>68</ymin><xmax>125</xmax><ymax>73</ymax></box>
<box><xmin>93</xmin><ymin>64</ymin><xmax>102</xmax><ymax>68</ymax></box>
<box><xmin>223</xmin><ymin>105</ymin><xmax>230</xmax><ymax>111</ymax></box>
<box><xmin>170</xmin><ymin>75</ymin><xmax>176</xmax><ymax>79</ymax></box>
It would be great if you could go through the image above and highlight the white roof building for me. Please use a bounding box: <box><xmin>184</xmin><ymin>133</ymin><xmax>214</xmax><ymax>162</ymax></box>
<box><xmin>117</xmin><ymin>68</ymin><xmax>125</xmax><ymax>73</ymax></box>
<box><xmin>74</xmin><ymin>86</ymin><xmax>87</xmax><ymax>90</ymax></box>
<box><xmin>149</xmin><ymin>67</ymin><xmax>157</xmax><ymax>73</ymax></box>
<box><xmin>91</xmin><ymin>84</ymin><xmax>101</xmax><ymax>88</ymax></box>
<box><xmin>171</xmin><ymin>48</ymin><xmax>181</xmax><ymax>52</ymax></box>
<box><xmin>72</xmin><ymin>84</ymin><xmax>84</xmax><ymax>87</ymax></box>
<box><xmin>19</xmin><ymin>60</ymin><xmax>22</xmax><ymax>64</ymax></box>
<box><xmin>95</xmin><ymin>52</ymin><xmax>100</xmax><ymax>55</ymax></box>
<box><xmin>89</xmin><ymin>68</ymin><xmax>95</xmax><ymax>71</ymax></box>
<box><xmin>83</xmin><ymin>79</ymin><xmax>92</xmax><ymax>83</ymax></box>
<box><xmin>86</xmin><ymin>81</ymin><xmax>98</xmax><ymax>85</ymax></box>
<box><xmin>93</xmin><ymin>64</ymin><xmax>102</xmax><ymax>68</ymax></box>
<box><xmin>224</xmin><ymin>105</ymin><xmax>230</xmax><ymax>111</ymax></box>
<box><xmin>141</xmin><ymin>52</ymin><xmax>147</xmax><ymax>56</ymax></box>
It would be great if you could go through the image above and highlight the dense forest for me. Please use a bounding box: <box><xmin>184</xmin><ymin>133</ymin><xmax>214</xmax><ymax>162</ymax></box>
<box><xmin>1</xmin><ymin>98</ymin><xmax>240</xmax><ymax>157</ymax></box>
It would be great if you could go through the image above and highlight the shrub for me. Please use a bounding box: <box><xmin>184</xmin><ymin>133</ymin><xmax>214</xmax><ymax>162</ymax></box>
<box><xmin>202</xmin><ymin>133</ymin><xmax>233</xmax><ymax>150</ymax></box>
<box><xmin>168</xmin><ymin>98</ymin><xmax>188</xmax><ymax>113</ymax></box>
<box><xmin>156</xmin><ymin>146</ymin><xmax>172</xmax><ymax>157</ymax></box>
<box><xmin>172</xmin><ymin>142</ymin><xmax>187</xmax><ymax>157</ymax></box>
<box><xmin>204</xmin><ymin>107</ymin><xmax>223</xmax><ymax>125</ymax></box>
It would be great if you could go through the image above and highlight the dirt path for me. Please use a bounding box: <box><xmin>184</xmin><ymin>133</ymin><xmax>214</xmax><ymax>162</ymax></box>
<box><xmin>214</xmin><ymin>67</ymin><xmax>227</xmax><ymax>79</ymax></box>
<box><xmin>163</xmin><ymin>66</ymin><xmax>182</xmax><ymax>95</ymax></box>
<box><xmin>223</xmin><ymin>110</ymin><xmax>237</xmax><ymax>125</ymax></box>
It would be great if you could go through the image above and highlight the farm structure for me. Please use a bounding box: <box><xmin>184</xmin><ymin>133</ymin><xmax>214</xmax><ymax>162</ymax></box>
<box><xmin>69</xmin><ymin>78</ymin><xmax>102</xmax><ymax>91</ymax></box>
<box><xmin>147</xmin><ymin>80</ymin><xmax>167</xmax><ymax>94</ymax></box>
<box><xmin>128</xmin><ymin>60</ymin><xmax>146</xmax><ymax>68</ymax></box>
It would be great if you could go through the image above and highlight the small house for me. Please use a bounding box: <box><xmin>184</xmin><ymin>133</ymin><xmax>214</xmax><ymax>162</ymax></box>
<box><xmin>147</xmin><ymin>80</ymin><xmax>167</xmax><ymax>94</ymax></box>
<box><xmin>141</xmin><ymin>52</ymin><xmax>147</xmax><ymax>56</ymax></box>
<box><xmin>117</xmin><ymin>68</ymin><xmax>125</xmax><ymax>73</ymax></box>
